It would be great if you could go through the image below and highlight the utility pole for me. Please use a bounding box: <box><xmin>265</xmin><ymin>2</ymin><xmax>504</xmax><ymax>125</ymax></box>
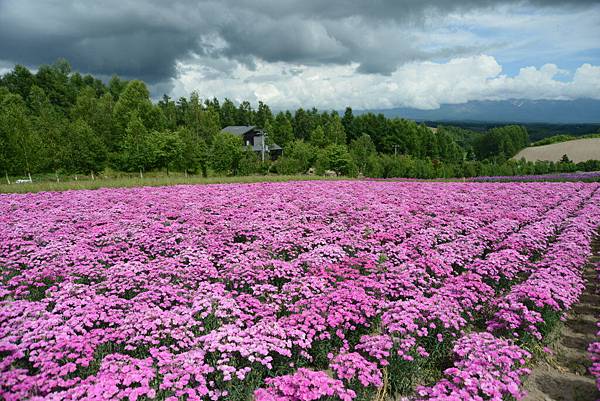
<box><xmin>261</xmin><ymin>131</ymin><xmax>265</xmax><ymax>162</ymax></box>
<box><xmin>393</xmin><ymin>145</ymin><xmax>400</xmax><ymax>157</ymax></box>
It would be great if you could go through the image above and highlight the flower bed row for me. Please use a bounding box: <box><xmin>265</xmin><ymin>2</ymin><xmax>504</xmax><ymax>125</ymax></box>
<box><xmin>415</xmin><ymin>189</ymin><xmax>600</xmax><ymax>400</ymax></box>
<box><xmin>589</xmin><ymin>258</ymin><xmax>600</xmax><ymax>391</ymax></box>
<box><xmin>1</xmin><ymin>181</ymin><xmax>599</xmax><ymax>400</ymax></box>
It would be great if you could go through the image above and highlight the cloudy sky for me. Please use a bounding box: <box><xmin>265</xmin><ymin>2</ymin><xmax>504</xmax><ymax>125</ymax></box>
<box><xmin>1</xmin><ymin>0</ymin><xmax>599</xmax><ymax>110</ymax></box>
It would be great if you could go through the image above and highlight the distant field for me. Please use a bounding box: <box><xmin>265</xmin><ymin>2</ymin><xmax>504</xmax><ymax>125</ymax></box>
<box><xmin>514</xmin><ymin>138</ymin><xmax>600</xmax><ymax>163</ymax></box>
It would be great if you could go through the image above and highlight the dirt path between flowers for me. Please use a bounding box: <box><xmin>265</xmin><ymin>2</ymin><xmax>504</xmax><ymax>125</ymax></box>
<box><xmin>523</xmin><ymin>237</ymin><xmax>600</xmax><ymax>401</ymax></box>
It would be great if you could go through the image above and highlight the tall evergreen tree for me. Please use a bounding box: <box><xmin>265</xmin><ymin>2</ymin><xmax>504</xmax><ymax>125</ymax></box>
<box><xmin>113</xmin><ymin>80</ymin><xmax>154</xmax><ymax>142</ymax></box>
<box><xmin>325</xmin><ymin>112</ymin><xmax>346</xmax><ymax>145</ymax></box>
<box><xmin>220</xmin><ymin>98</ymin><xmax>237</xmax><ymax>127</ymax></box>
<box><xmin>271</xmin><ymin>112</ymin><xmax>294</xmax><ymax>148</ymax></box>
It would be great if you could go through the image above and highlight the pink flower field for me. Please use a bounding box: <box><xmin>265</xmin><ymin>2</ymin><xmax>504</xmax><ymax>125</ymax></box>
<box><xmin>1</xmin><ymin>181</ymin><xmax>599</xmax><ymax>401</ymax></box>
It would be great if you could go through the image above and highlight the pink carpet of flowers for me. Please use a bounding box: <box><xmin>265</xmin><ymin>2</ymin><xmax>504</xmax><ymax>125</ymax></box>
<box><xmin>589</xmin><ymin>260</ymin><xmax>600</xmax><ymax>391</ymax></box>
<box><xmin>1</xmin><ymin>181</ymin><xmax>599</xmax><ymax>401</ymax></box>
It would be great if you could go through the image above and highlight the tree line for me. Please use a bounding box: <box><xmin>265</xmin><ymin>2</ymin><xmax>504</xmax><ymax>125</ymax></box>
<box><xmin>1</xmin><ymin>60</ymin><xmax>596</xmax><ymax>181</ymax></box>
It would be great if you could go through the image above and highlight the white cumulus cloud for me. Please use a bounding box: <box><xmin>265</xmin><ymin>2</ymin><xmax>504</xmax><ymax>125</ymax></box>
<box><xmin>170</xmin><ymin>55</ymin><xmax>600</xmax><ymax>110</ymax></box>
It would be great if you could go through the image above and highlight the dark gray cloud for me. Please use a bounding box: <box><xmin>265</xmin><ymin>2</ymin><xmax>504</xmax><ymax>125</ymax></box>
<box><xmin>0</xmin><ymin>0</ymin><xmax>597</xmax><ymax>82</ymax></box>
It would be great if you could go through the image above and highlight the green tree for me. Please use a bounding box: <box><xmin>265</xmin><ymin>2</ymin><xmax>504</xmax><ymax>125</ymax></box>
<box><xmin>34</xmin><ymin>60</ymin><xmax>76</xmax><ymax>112</ymax></box>
<box><xmin>475</xmin><ymin>125</ymin><xmax>529</xmax><ymax>160</ymax></box>
<box><xmin>364</xmin><ymin>154</ymin><xmax>384</xmax><ymax>178</ymax></box>
<box><xmin>29</xmin><ymin>85</ymin><xmax>68</xmax><ymax>174</ymax></box>
<box><xmin>284</xmin><ymin>140</ymin><xmax>317</xmax><ymax>173</ymax></box>
<box><xmin>121</xmin><ymin>113</ymin><xmax>154</xmax><ymax>173</ymax></box>
<box><xmin>185</xmin><ymin>92</ymin><xmax>221</xmax><ymax>143</ymax></box>
<box><xmin>324</xmin><ymin>113</ymin><xmax>346</xmax><ymax>145</ymax></box>
<box><xmin>0</xmin><ymin>92</ymin><xmax>39</xmax><ymax>175</ymax></box>
<box><xmin>293</xmin><ymin>108</ymin><xmax>314</xmax><ymax>140</ymax></box>
<box><xmin>238</xmin><ymin>148</ymin><xmax>261</xmax><ymax>175</ymax></box>
<box><xmin>177</xmin><ymin>127</ymin><xmax>209</xmax><ymax>176</ymax></box>
<box><xmin>271</xmin><ymin>112</ymin><xmax>294</xmax><ymax>148</ymax></box>
<box><xmin>158</xmin><ymin>94</ymin><xmax>178</xmax><ymax>130</ymax></box>
<box><xmin>113</xmin><ymin>80</ymin><xmax>155</xmax><ymax>143</ymax></box>
<box><xmin>220</xmin><ymin>98</ymin><xmax>238</xmax><ymax>127</ymax></box>
<box><xmin>316</xmin><ymin>144</ymin><xmax>357</xmax><ymax>176</ymax></box>
<box><xmin>62</xmin><ymin>119</ymin><xmax>107</xmax><ymax>173</ymax></box>
<box><xmin>0</xmin><ymin>89</ymin><xmax>17</xmax><ymax>178</ymax></box>
<box><xmin>108</xmin><ymin>75</ymin><xmax>128</xmax><ymax>100</ymax></box>
<box><xmin>255</xmin><ymin>101</ymin><xmax>273</xmax><ymax>129</ymax></box>
<box><xmin>71</xmin><ymin>87</ymin><xmax>117</xmax><ymax>152</ymax></box>
<box><xmin>342</xmin><ymin>107</ymin><xmax>355</xmax><ymax>141</ymax></box>
<box><xmin>237</xmin><ymin>101</ymin><xmax>254</xmax><ymax>126</ymax></box>
<box><xmin>148</xmin><ymin>130</ymin><xmax>184</xmax><ymax>174</ymax></box>
<box><xmin>309</xmin><ymin>125</ymin><xmax>327</xmax><ymax>148</ymax></box>
<box><xmin>350</xmin><ymin>134</ymin><xmax>376</xmax><ymax>174</ymax></box>
<box><xmin>0</xmin><ymin>65</ymin><xmax>35</xmax><ymax>103</ymax></box>
<box><xmin>210</xmin><ymin>132</ymin><xmax>244</xmax><ymax>175</ymax></box>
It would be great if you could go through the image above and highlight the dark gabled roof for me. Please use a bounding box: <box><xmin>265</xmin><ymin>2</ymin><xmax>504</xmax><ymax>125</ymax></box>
<box><xmin>221</xmin><ymin>126</ymin><xmax>258</xmax><ymax>136</ymax></box>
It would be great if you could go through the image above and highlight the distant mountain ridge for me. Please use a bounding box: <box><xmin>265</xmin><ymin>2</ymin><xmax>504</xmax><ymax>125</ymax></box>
<box><xmin>364</xmin><ymin>99</ymin><xmax>600</xmax><ymax>124</ymax></box>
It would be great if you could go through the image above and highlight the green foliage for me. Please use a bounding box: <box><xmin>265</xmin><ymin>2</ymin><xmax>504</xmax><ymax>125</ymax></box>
<box><xmin>284</xmin><ymin>140</ymin><xmax>317</xmax><ymax>173</ymax></box>
<box><xmin>29</xmin><ymin>85</ymin><xmax>68</xmax><ymax>173</ymax></box>
<box><xmin>237</xmin><ymin>101</ymin><xmax>254</xmax><ymax>126</ymax></box>
<box><xmin>531</xmin><ymin>133</ymin><xmax>600</xmax><ymax>146</ymax></box>
<box><xmin>532</xmin><ymin>134</ymin><xmax>576</xmax><ymax>146</ymax></box>
<box><xmin>474</xmin><ymin>125</ymin><xmax>529</xmax><ymax>160</ymax></box>
<box><xmin>185</xmin><ymin>92</ymin><xmax>221</xmax><ymax>143</ymax></box>
<box><xmin>147</xmin><ymin>130</ymin><xmax>184</xmax><ymax>173</ymax></box>
<box><xmin>177</xmin><ymin>127</ymin><xmax>209</xmax><ymax>176</ymax></box>
<box><xmin>210</xmin><ymin>132</ymin><xmax>244</xmax><ymax>175</ymax></box>
<box><xmin>560</xmin><ymin>154</ymin><xmax>572</xmax><ymax>164</ymax></box>
<box><xmin>271</xmin><ymin>112</ymin><xmax>294</xmax><ymax>148</ymax></box>
<box><xmin>315</xmin><ymin>144</ymin><xmax>357</xmax><ymax>177</ymax></box>
<box><xmin>364</xmin><ymin>154</ymin><xmax>383</xmax><ymax>178</ymax></box>
<box><xmin>309</xmin><ymin>125</ymin><xmax>327</xmax><ymax>148</ymax></box>
<box><xmin>255</xmin><ymin>101</ymin><xmax>273</xmax><ymax>129</ymax></box>
<box><xmin>0</xmin><ymin>91</ymin><xmax>39</xmax><ymax>174</ymax></box>
<box><xmin>219</xmin><ymin>99</ymin><xmax>238</xmax><ymax>128</ymax></box>
<box><xmin>238</xmin><ymin>149</ymin><xmax>262</xmax><ymax>175</ymax></box>
<box><xmin>324</xmin><ymin>112</ymin><xmax>346</xmax><ymax>145</ymax></box>
<box><xmin>158</xmin><ymin>94</ymin><xmax>178</xmax><ymax>130</ymax></box>
<box><xmin>293</xmin><ymin>108</ymin><xmax>316</xmax><ymax>140</ymax></box>
<box><xmin>0</xmin><ymin>65</ymin><xmax>35</xmax><ymax>102</ymax></box>
<box><xmin>112</xmin><ymin>80</ymin><xmax>155</xmax><ymax>142</ymax></box>
<box><xmin>120</xmin><ymin>114</ymin><xmax>153</xmax><ymax>172</ymax></box>
<box><xmin>342</xmin><ymin>107</ymin><xmax>355</xmax><ymax>141</ymax></box>
<box><xmin>61</xmin><ymin>119</ymin><xmax>107</xmax><ymax>173</ymax></box>
<box><xmin>350</xmin><ymin>134</ymin><xmax>377</xmax><ymax>174</ymax></box>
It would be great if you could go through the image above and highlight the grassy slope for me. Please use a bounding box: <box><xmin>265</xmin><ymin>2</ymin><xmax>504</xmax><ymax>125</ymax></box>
<box><xmin>0</xmin><ymin>174</ymin><xmax>348</xmax><ymax>194</ymax></box>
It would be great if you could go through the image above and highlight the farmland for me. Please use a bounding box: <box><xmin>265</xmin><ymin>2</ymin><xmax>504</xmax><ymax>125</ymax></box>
<box><xmin>513</xmin><ymin>138</ymin><xmax>600</xmax><ymax>163</ymax></box>
<box><xmin>1</xmin><ymin>181</ymin><xmax>599</xmax><ymax>400</ymax></box>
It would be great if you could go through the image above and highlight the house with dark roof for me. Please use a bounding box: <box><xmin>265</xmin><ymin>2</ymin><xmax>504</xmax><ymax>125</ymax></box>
<box><xmin>220</xmin><ymin>126</ymin><xmax>283</xmax><ymax>160</ymax></box>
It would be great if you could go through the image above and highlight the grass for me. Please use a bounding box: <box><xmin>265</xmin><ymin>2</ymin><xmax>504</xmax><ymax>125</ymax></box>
<box><xmin>0</xmin><ymin>173</ymin><xmax>349</xmax><ymax>194</ymax></box>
